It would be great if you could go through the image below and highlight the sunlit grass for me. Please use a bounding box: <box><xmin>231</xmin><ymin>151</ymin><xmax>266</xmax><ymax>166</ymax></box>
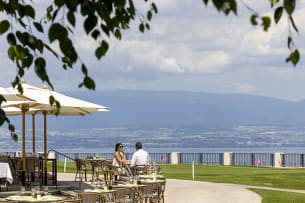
<box><xmin>250</xmin><ymin>189</ymin><xmax>305</xmax><ymax>203</ymax></box>
<box><xmin>162</xmin><ymin>164</ymin><xmax>305</xmax><ymax>190</ymax></box>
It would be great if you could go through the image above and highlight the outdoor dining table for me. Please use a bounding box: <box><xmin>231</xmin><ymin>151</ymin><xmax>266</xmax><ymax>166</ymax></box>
<box><xmin>138</xmin><ymin>174</ymin><xmax>165</xmax><ymax>180</ymax></box>
<box><xmin>140</xmin><ymin>179</ymin><xmax>166</xmax><ymax>203</ymax></box>
<box><xmin>5</xmin><ymin>194</ymin><xmax>67</xmax><ymax>202</ymax></box>
<box><xmin>0</xmin><ymin>162</ymin><xmax>13</xmax><ymax>184</ymax></box>
<box><xmin>83</xmin><ymin>188</ymin><xmax>116</xmax><ymax>202</ymax></box>
<box><xmin>113</xmin><ymin>182</ymin><xmax>147</xmax><ymax>203</ymax></box>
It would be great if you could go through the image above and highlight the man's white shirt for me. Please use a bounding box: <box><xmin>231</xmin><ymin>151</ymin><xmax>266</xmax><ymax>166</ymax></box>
<box><xmin>131</xmin><ymin>149</ymin><xmax>149</xmax><ymax>167</ymax></box>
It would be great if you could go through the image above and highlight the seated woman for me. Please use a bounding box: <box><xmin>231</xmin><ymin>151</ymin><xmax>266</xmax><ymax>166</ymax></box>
<box><xmin>112</xmin><ymin>143</ymin><xmax>130</xmax><ymax>180</ymax></box>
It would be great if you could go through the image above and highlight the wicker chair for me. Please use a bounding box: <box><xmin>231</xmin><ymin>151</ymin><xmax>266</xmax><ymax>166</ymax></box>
<box><xmin>141</xmin><ymin>182</ymin><xmax>159</xmax><ymax>203</ymax></box>
<box><xmin>75</xmin><ymin>159</ymin><xmax>90</xmax><ymax>182</ymax></box>
<box><xmin>113</xmin><ymin>188</ymin><xmax>134</xmax><ymax>203</ymax></box>
<box><xmin>132</xmin><ymin>165</ymin><xmax>148</xmax><ymax>176</ymax></box>
<box><xmin>78</xmin><ymin>192</ymin><xmax>100</xmax><ymax>203</ymax></box>
<box><xmin>90</xmin><ymin>160</ymin><xmax>104</xmax><ymax>183</ymax></box>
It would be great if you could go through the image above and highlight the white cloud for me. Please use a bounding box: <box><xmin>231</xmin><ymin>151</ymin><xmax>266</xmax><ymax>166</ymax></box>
<box><xmin>231</xmin><ymin>83</ymin><xmax>257</xmax><ymax>93</ymax></box>
<box><xmin>1</xmin><ymin>0</ymin><xmax>305</xmax><ymax>101</ymax></box>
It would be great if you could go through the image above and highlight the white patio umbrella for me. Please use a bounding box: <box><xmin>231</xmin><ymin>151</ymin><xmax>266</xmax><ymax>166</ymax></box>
<box><xmin>0</xmin><ymin>87</ymin><xmax>35</xmax><ymax>102</ymax></box>
<box><xmin>0</xmin><ymin>88</ymin><xmax>36</xmax><ymax>175</ymax></box>
<box><xmin>3</xmin><ymin>81</ymin><xmax>109</xmax><ymax>184</ymax></box>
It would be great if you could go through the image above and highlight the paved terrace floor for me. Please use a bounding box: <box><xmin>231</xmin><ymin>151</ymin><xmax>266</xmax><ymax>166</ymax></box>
<box><xmin>57</xmin><ymin>173</ymin><xmax>262</xmax><ymax>203</ymax></box>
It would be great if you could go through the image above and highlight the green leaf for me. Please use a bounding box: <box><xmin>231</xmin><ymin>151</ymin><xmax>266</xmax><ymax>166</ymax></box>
<box><xmin>34</xmin><ymin>57</ymin><xmax>50</xmax><ymax>83</ymax></box>
<box><xmin>18</xmin><ymin>19</ymin><xmax>26</xmax><ymax>28</ymax></box>
<box><xmin>269</xmin><ymin>0</ymin><xmax>279</xmax><ymax>7</ymax></box>
<box><xmin>12</xmin><ymin>133</ymin><xmax>18</xmax><ymax>142</ymax></box>
<box><xmin>274</xmin><ymin>7</ymin><xmax>283</xmax><ymax>24</ymax></box>
<box><xmin>101</xmin><ymin>24</ymin><xmax>110</xmax><ymax>36</ymax></box>
<box><xmin>147</xmin><ymin>10</ymin><xmax>152</xmax><ymax>21</ymax></box>
<box><xmin>52</xmin><ymin>9</ymin><xmax>59</xmax><ymax>22</ymax></box>
<box><xmin>91</xmin><ymin>30</ymin><xmax>100</xmax><ymax>40</ymax></box>
<box><xmin>54</xmin><ymin>0</ymin><xmax>64</xmax><ymax>7</ymax></box>
<box><xmin>0</xmin><ymin>20</ymin><xmax>10</xmax><ymax>35</ymax></box>
<box><xmin>8</xmin><ymin>124</ymin><xmax>15</xmax><ymax>132</ymax></box>
<box><xmin>59</xmin><ymin>39</ymin><xmax>78</xmax><ymax>62</ymax></box>
<box><xmin>285</xmin><ymin>49</ymin><xmax>300</xmax><ymax>66</ymax></box>
<box><xmin>212</xmin><ymin>0</ymin><xmax>222</xmax><ymax>12</ymax></box>
<box><xmin>202</xmin><ymin>0</ymin><xmax>209</xmax><ymax>6</ymax></box>
<box><xmin>22</xmin><ymin>53</ymin><xmax>33</xmax><ymax>68</ymax></box>
<box><xmin>95</xmin><ymin>40</ymin><xmax>109</xmax><ymax>59</ymax></box>
<box><xmin>261</xmin><ymin>16</ymin><xmax>271</xmax><ymax>31</ymax></box>
<box><xmin>151</xmin><ymin>2</ymin><xmax>158</xmax><ymax>13</ymax></box>
<box><xmin>289</xmin><ymin>15</ymin><xmax>298</xmax><ymax>33</ymax></box>
<box><xmin>145</xmin><ymin>23</ymin><xmax>150</xmax><ymax>30</ymax></box>
<box><xmin>84</xmin><ymin>15</ymin><xmax>98</xmax><ymax>34</ymax></box>
<box><xmin>81</xmin><ymin>63</ymin><xmax>88</xmax><ymax>75</ymax></box>
<box><xmin>66</xmin><ymin>0</ymin><xmax>78</xmax><ymax>10</ymax></box>
<box><xmin>8</xmin><ymin>46</ymin><xmax>16</xmax><ymax>60</ymax></box>
<box><xmin>25</xmin><ymin>5</ymin><xmax>35</xmax><ymax>18</ymax></box>
<box><xmin>62</xmin><ymin>56</ymin><xmax>73</xmax><ymax>67</ymax></box>
<box><xmin>0</xmin><ymin>109</ymin><xmax>8</xmax><ymax>126</ymax></box>
<box><xmin>287</xmin><ymin>36</ymin><xmax>292</xmax><ymax>49</ymax></box>
<box><xmin>83</xmin><ymin>76</ymin><xmax>95</xmax><ymax>90</ymax></box>
<box><xmin>139</xmin><ymin>23</ymin><xmax>145</xmax><ymax>33</ymax></box>
<box><xmin>33</xmin><ymin>22</ymin><xmax>44</xmax><ymax>33</ymax></box>
<box><xmin>67</xmin><ymin>11</ymin><xmax>76</xmax><ymax>27</ymax></box>
<box><xmin>0</xmin><ymin>95</ymin><xmax>6</xmax><ymax>105</ymax></box>
<box><xmin>49</xmin><ymin>95</ymin><xmax>55</xmax><ymax>105</ymax></box>
<box><xmin>7</xmin><ymin>33</ymin><xmax>16</xmax><ymax>45</ymax></box>
<box><xmin>36</xmin><ymin>39</ymin><xmax>44</xmax><ymax>53</ymax></box>
<box><xmin>18</xmin><ymin>68</ymin><xmax>24</xmax><ymax>77</ymax></box>
<box><xmin>229</xmin><ymin>0</ymin><xmax>237</xmax><ymax>15</ymax></box>
<box><xmin>250</xmin><ymin>15</ymin><xmax>258</xmax><ymax>25</ymax></box>
<box><xmin>114</xmin><ymin>29</ymin><xmax>121</xmax><ymax>40</ymax></box>
<box><xmin>48</xmin><ymin>23</ymin><xmax>68</xmax><ymax>42</ymax></box>
<box><xmin>17</xmin><ymin>5</ymin><xmax>26</xmax><ymax>18</ymax></box>
<box><xmin>284</xmin><ymin>0</ymin><xmax>295</xmax><ymax>15</ymax></box>
<box><xmin>44</xmin><ymin>44</ymin><xmax>58</xmax><ymax>58</ymax></box>
<box><xmin>15</xmin><ymin>45</ymin><xmax>25</xmax><ymax>58</ymax></box>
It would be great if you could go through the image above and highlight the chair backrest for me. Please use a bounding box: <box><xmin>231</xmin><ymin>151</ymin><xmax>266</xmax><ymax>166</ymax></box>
<box><xmin>78</xmin><ymin>192</ymin><xmax>100</xmax><ymax>203</ymax></box>
<box><xmin>75</xmin><ymin>159</ymin><xmax>90</xmax><ymax>171</ymax></box>
<box><xmin>90</xmin><ymin>160</ymin><xmax>104</xmax><ymax>172</ymax></box>
<box><xmin>10</xmin><ymin>157</ymin><xmax>22</xmax><ymax>171</ymax></box>
<box><xmin>25</xmin><ymin>157</ymin><xmax>40</xmax><ymax>173</ymax></box>
<box><xmin>0</xmin><ymin>155</ymin><xmax>10</xmax><ymax>163</ymax></box>
<box><xmin>133</xmin><ymin>165</ymin><xmax>148</xmax><ymax>175</ymax></box>
<box><xmin>114</xmin><ymin>188</ymin><xmax>134</xmax><ymax>203</ymax></box>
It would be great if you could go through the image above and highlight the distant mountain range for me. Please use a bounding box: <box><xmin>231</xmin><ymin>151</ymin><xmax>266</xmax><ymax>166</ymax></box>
<box><xmin>7</xmin><ymin>90</ymin><xmax>305</xmax><ymax>130</ymax></box>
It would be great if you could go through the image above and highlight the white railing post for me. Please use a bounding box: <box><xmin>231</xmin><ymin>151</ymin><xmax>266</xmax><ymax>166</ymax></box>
<box><xmin>223</xmin><ymin>152</ymin><xmax>232</xmax><ymax>166</ymax></box>
<box><xmin>64</xmin><ymin>157</ymin><xmax>67</xmax><ymax>173</ymax></box>
<box><xmin>192</xmin><ymin>161</ymin><xmax>195</xmax><ymax>179</ymax></box>
<box><xmin>171</xmin><ymin>152</ymin><xmax>180</xmax><ymax>164</ymax></box>
<box><xmin>274</xmin><ymin>152</ymin><xmax>283</xmax><ymax>168</ymax></box>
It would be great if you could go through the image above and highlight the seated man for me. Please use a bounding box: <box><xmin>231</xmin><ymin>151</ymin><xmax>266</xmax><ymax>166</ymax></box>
<box><xmin>130</xmin><ymin>142</ymin><xmax>150</xmax><ymax>169</ymax></box>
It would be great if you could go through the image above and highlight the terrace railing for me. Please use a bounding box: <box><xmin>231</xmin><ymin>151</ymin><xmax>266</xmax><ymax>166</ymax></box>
<box><xmin>4</xmin><ymin>151</ymin><xmax>305</xmax><ymax>168</ymax></box>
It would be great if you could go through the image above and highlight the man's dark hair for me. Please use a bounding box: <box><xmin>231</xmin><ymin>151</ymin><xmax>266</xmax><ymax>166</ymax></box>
<box><xmin>135</xmin><ymin>142</ymin><xmax>142</xmax><ymax>150</ymax></box>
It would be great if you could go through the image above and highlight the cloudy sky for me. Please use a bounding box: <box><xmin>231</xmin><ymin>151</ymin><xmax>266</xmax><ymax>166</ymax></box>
<box><xmin>1</xmin><ymin>0</ymin><xmax>305</xmax><ymax>101</ymax></box>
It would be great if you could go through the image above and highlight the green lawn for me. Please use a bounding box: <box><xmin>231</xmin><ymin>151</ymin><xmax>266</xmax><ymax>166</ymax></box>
<box><xmin>250</xmin><ymin>189</ymin><xmax>305</xmax><ymax>203</ymax></box>
<box><xmin>55</xmin><ymin>162</ymin><xmax>305</xmax><ymax>202</ymax></box>
<box><xmin>162</xmin><ymin>164</ymin><xmax>305</xmax><ymax>190</ymax></box>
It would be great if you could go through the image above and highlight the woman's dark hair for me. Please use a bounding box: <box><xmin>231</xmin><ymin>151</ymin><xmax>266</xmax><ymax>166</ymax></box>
<box><xmin>115</xmin><ymin>143</ymin><xmax>123</xmax><ymax>151</ymax></box>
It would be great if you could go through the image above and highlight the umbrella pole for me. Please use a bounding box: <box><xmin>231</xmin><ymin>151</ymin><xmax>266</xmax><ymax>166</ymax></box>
<box><xmin>43</xmin><ymin>111</ymin><xmax>48</xmax><ymax>185</ymax></box>
<box><xmin>32</xmin><ymin>114</ymin><xmax>36</xmax><ymax>154</ymax></box>
<box><xmin>21</xmin><ymin>105</ymin><xmax>28</xmax><ymax>186</ymax></box>
<box><xmin>22</xmin><ymin>110</ymin><xmax>26</xmax><ymax>170</ymax></box>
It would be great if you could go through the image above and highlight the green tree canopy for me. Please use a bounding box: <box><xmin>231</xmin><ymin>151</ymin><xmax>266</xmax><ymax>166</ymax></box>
<box><xmin>0</xmin><ymin>0</ymin><xmax>300</xmax><ymax>139</ymax></box>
